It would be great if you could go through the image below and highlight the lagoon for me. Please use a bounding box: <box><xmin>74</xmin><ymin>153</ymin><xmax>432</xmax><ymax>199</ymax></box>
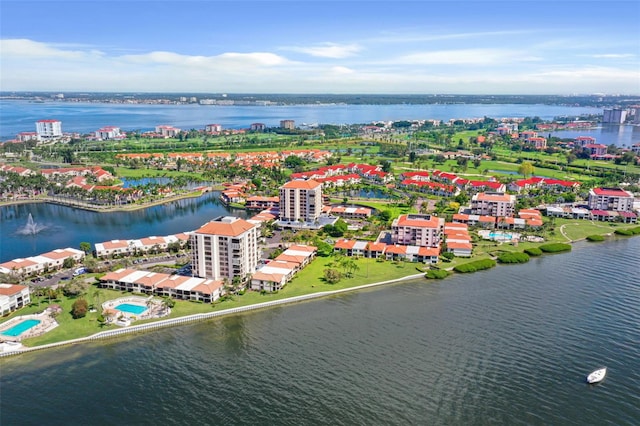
<box><xmin>0</xmin><ymin>192</ymin><xmax>245</xmax><ymax>262</ymax></box>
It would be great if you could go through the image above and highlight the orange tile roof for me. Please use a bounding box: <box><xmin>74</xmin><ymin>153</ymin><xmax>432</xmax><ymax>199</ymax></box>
<box><xmin>447</xmin><ymin>241</ymin><xmax>473</xmax><ymax>250</ymax></box>
<box><xmin>395</xmin><ymin>214</ymin><xmax>442</xmax><ymax>228</ymax></box>
<box><xmin>475</xmin><ymin>192</ymin><xmax>513</xmax><ymax>202</ymax></box>
<box><xmin>196</xmin><ymin>218</ymin><xmax>255</xmax><ymax>237</ymax></box>
<box><xmin>0</xmin><ymin>284</ymin><xmax>27</xmax><ymax>296</ymax></box>
<box><xmin>282</xmin><ymin>179</ymin><xmax>322</xmax><ymax>189</ymax></box>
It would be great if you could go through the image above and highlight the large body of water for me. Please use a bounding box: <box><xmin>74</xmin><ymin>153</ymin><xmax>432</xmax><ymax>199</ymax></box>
<box><xmin>1</xmin><ymin>238</ymin><xmax>639</xmax><ymax>425</ymax></box>
<box><xmin>0</xmin><ymin>193</ymin><xmax>245</xmax><ymax>262</ymax></box>
<box><xmin>1</xmin><ymin>100</ymin><xmax>605</xmax><ymax>140</ymax></box>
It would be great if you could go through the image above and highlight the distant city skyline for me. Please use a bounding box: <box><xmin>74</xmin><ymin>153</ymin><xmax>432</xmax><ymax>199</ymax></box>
<box><xmin>1</xmin><ymin>0</ymin><xmax>639</xmax><ymax>95</ymax></box>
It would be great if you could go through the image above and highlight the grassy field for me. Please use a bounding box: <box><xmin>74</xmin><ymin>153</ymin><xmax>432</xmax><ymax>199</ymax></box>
<box><xmin>114</xmin><ymin>167</ymin><xmax>199</xmax><ymax>179</ymax></box>
<box><xmin>7</xmin><ymin>257</ymin><xmax>424</xmax><ymax>347</ymax></box>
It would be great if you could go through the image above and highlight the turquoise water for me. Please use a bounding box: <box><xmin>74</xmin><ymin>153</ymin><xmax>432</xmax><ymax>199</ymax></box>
<box><xmin>488</xmin><ymin>232</ymin><xmax>513</xmax><ymax>239</ymax></box>
<box><xmin>1</xmin><ymin>319</ymin><xmax>40</xmax><ymax>337</ymax></box>
<box><xmin>115</xmin><ymin>304</ymin><xmax>147</xmax><ymax>315</ymax></box>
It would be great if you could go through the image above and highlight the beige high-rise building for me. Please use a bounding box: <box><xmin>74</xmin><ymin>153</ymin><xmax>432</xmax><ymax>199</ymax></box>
<box><xmin>471</xmin><ymin>192</ymin><xmax>516</xmax><ymax>217</ymax></box>
<box><xmin>279</xmin><ymin>180</ymin><xmax>322</xmax><ymax>223</ymax></box>
<box><xmin>191</xmin><ymin>216</ymin><xmax>259</xmax><ymax>282</ymax></box>
<box><xmin>280</xmin><ymin>119</ymin><xmax>295</xmax><ymax>130</ymax></box>
<box><xmin>391</xmin><ymin>214</ymin><xmax>444</xmax><ymax>247</ymax></box>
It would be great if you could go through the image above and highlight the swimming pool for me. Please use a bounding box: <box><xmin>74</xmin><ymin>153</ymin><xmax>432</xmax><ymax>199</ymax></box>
<box><xmin>1</xmin><ymin>319</ymin><xmax>41</xmax><ymax>337</ymax></box>
<box><xmin>115</xmin><ymin>303</ymin><xmax>147</xmax><ymax>315</ymax></box>
<box><xmin>488</xmin><ymin>232</ymin><xmax>513</xmax><ymax>240</ymax></box>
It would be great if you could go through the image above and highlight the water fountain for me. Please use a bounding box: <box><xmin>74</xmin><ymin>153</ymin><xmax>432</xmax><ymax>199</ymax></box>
<box><xmin>17</xmin><ymin>213</ymin><xmax>46</xmax><ymax>235</ymax></box>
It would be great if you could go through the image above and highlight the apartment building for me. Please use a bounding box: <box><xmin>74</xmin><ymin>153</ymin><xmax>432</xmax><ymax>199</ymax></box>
<box><xmin>391</xmin><ymin>214</ymin><xmax>445</xmax><ymax>247</ymax></box>
<box><xmin>471</xmin><ymin>192</ymin><xmax>516</xmax><ymax>217</ymax></box>
<box><xmin>588</xmin><ymin>187</ymin><xmax>634</xmax><ymax>212</ymax></box>
<box><xmin>191</xmin><ymin>216</ymin><xmax>259</xmax><ymax>282</ymax></box>
<box><xmin>36</xmin><ymin>119</ymin><xmax>62</xmax><ymax>139</ymax></box>
<box><xmin>0</xmin><ymin>284</ymin><xmax>31</xmax><ymax>316</ymax></box>
<box><xmin>279</xmin><ymin>180</ymin><xmax>322</xmax><ymax>223</ymax></box>
<box><xmin>280</xmin><ymin>120</ymin><xmax>295</xmax><ymax>130</ymax></box>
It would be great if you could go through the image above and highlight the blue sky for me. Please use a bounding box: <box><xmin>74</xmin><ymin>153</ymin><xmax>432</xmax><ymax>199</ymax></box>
<box><xmin>1</xmin><ymin>0</ymin><xmax>639</xmax><ymax>94</ymax></box>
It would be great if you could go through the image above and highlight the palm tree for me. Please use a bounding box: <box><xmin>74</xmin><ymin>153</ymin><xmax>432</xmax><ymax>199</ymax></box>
<box><xmin>93</xmin><ymin>288</ymin><xmax>102</xmax><ymax>309</ymax></box>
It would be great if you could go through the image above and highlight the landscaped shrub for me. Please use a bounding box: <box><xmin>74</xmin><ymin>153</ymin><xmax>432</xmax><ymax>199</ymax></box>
<box><xmin>614</xmin><ymin>229</ymin><xmax>633</xmax><ymax>236</ymax></box>
<box><xmin>453</xmin><ymin>259</ymin><xmax>496</xmax><ymax>273</ymax></box>
<box><xmin>71</xmin><ymin>298</ymin><xmax>89</xmax><ymax>319</ymax></box>
<box><xmin>586</xmin><ymin>234</ymin><xmax>605</xmax><ymax>242</ymax></box>
<box><xmin>539</xmin><ymin>243</ymin><xmax>572</xmax><ymax>253</ymax></box>
<box><xmin>524</xmin><ymin>247</ymin><xmax>542</xmax><ymax>256</ymax></box>
<box><xmin>425</xmin><ymin>269</ymin><xmax>450</xmax><ymax>279</ymax></box>
<box><xmin>441</xmin><ymin>251</ymin><xmax>455</xmax><ymax>260</ymax></box>
<box><xmin>497</xmin><ymin>252</ymin><xmax>530</xmax><ymax>264</ymax></box>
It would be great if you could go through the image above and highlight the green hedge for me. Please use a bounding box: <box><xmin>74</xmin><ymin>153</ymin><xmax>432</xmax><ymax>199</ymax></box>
<box><xmin>586</xmin><ymin>234</ymin><xmax>605</xmax><ymax>242</ymax></box>
<box><xmin>539</xmin><ymin>243</ymin><xmax>572</xmax><ymax>253</ymax></box>
<box><xmin>453</xmin><ymin>259</ymin><xmax>496</xmax><ymax>273</ymax></box>
<box><xmin>615</xmin><ymin>227</ymin><xmax>640</xmax><ymax>236</ymax></box>
<box><xmin>524</xmin><ymin>247</ymin><xmax>543</xmax><ymax>256</ymax></box>
<box><xmin>497</xmin><ymin>252</ymin><xmax>530</xmax><ymax>264</ymax></box>
<box><xmin>425</xmin><ymin>269</ymin><xmax>451</xmax><ymax>279</ymax></box>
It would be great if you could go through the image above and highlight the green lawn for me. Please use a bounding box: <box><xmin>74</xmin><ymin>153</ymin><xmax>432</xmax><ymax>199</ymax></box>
<box><xmin>333</xmin><ymin>198</ymin><xmax>417</xmax><ymax>217</ymax></box>
<box><xmin>114</xmin><ymin>167</ymin><xmax>199</xmax><ymax>179</ymax></box>
<box><xmin>8</xmin><ymin>257</ymin><xmax>425</xmax><ymax>347</ymax></box>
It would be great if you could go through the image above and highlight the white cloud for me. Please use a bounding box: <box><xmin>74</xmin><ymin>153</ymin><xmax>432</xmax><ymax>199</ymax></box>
<box><xmin>330</xmin><ymin>66</ymin><xmax>356</xmax><ymax>75</ymax></box>
<box><xmin>0</xmin><ymin>39</ymin><xmax>104</xmax><ymax>60</ymax></box>
<box><xmin>283</xmin><ymin>43</ymin><xmax>361</xmax><ymax>58</ymax></box>
<box><xmin>1</xmin><ymin>38</ymin><xmax>638</xmax><ymax>94</ymax></box>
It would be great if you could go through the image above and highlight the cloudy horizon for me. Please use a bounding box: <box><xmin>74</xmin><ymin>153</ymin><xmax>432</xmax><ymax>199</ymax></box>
<box><xmin>1</xmin><ymin>1</ymin><xmax>638</xmax><ymax>95</ymax></box>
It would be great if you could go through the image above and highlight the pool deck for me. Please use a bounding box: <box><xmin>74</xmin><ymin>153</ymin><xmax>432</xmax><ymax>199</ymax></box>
<box><xmin>102</xmin><ymin>296</ymin><xmax>168</xmax><ymax>324</ymax></box>
<box><xmin>0</xmin><ymin>309</ymin><xmax>59</xmax><ymax>343</ymax></box>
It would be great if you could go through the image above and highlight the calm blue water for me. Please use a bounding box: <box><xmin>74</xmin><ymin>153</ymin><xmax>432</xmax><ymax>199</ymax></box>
<box><xmin>0</xmin><ymin>192</ymin><xmax>246</xmax><ymax>262</ymax></box>
<box><xmin>1</xmin><ymin>238</ymin><xmax>638</xmax><ymax>425</ymax></box>
<box><xmin>547</xmin><ymin>125</ymin><xmax>640</xmax><ymax>147</ymax></box>
<box><xmin>115</xmin><ymin>304</ymin><xmax>147</xmax><ymax>315</ymax></box>
<box><xmin>1</xmin><ymin>319</ymin><xmax>40</xmax><ymax>337</ymax></box>
<box><xmin>0</xmin><ymin>100</ymin><xmax>603</xmax><ymax>140</ymax></box>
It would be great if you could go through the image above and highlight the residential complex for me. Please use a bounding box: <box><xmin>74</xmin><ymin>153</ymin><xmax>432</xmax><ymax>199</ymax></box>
<box><xmin>391</xmin><ymin>214</ymin><xmax>445</xmax><ymax>247</ymax></box>
<box><xmin>36</xmin><ymin>119</ymin><xmax>62</xmax><ymax>139</ymax></box>
<box><xmin>588</xmin><ymin>187</ymin><xmax>634</xmax><ymax>212</ymax></box>
<box><xmin>99</xmin><ymin>269</ymin><xmax>224</xmax><ymax>303</ymax></box>
<box><xmin>191</xmin><ymin>216</ymin><xmax>260</xmax><ymax>282</ymax></box>
<box><xmin>280</xmin><ymin>119</ymin><xmax>295</xmax><ymax>130</ymax></box>
<box><xmin>279</xmin><ymin>179</ymin><xmax>323</xmax><ymax>223</ymax></box>
<box><xmin>471</xmin><ymin>192</ymin><xmax>516</xmax><ymax>217</ymax></box>
<box><xmin>0</xmin><ymin>284</ymin><xmax>31</xmax><ymax>316</ymax></box>
<box><xmin>0</xmin><ymin>248</ymin><xmax>85</xmax><ymax>277</ymax></box>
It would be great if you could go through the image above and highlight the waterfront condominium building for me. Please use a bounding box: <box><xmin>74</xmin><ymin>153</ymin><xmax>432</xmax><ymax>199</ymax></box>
<box><xmin>279</xmin><ymin>179</ymin><xmax>322</xmax><ymax>223</ymax></box>
<box><xmin>280</xmin><ymin>119</ymin><xmax>295</xmax><ymax>130</ymax></box>
<box><xmin>588</xmin><ymin>187</ymin><xmax>634</xmax><ymax>212</ymax></box>
<box><xmin>471</xmin><ymin>192</ymin><xmax>516</xmax><ymax>217</ymax></box>
<box><xmin>191</xmin><ymin>216</ymin><xmax>259</xmax><ymax>282</ymax></box>
<box><xmin>391</xmin><ymin>214</ymin><xmax>445</xmax><ymax>247</ymax></box>
<box><xmin>36</xmin><ymin>119</ymin><xmax>62</xmax><ymax>139</ymax></box>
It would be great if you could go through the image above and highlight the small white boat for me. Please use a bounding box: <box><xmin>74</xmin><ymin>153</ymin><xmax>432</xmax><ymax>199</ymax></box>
<box><xmin>587</xmin><ymin>367</ymin><xmax>607</xmax><ymax>384</ymax></box>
